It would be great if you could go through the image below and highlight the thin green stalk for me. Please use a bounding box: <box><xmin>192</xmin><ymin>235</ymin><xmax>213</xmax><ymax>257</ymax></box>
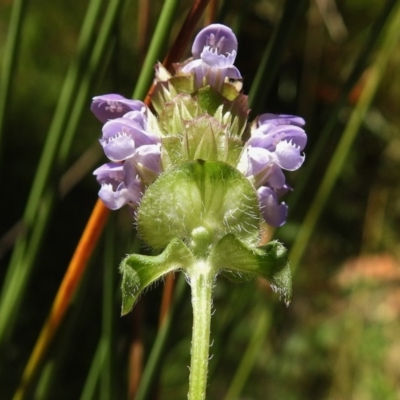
<box><xmin>187</xmin><ymin>267</ymin><xmax>214</xmax><ymax>400</ymax></box>
<box><xmin>289</xmin><ymin>1</ymin><xmax>400</xmax><ymax>272</ymax></box>
<box><xmin>248</xmin><ymin>0</ymin><xmax>306</xmax><ymax>113</ymax></box>
<box><xmin>223</xmin><ymin>307</ymin><xmax>270</xmax><ymax>400</ymax></box>
<box><xmin>0</xmin><ymin>190</ymin><xmax>55</xmax><ymax>344</ymax></box>
<box><xmin>132</xmin><ymin>0</ymin><xmax>181</xmax><ymax>100</ymax></box>
<box><xmin>80</xmin><ymin>340</ymin><xmax>107</xmax><ymax>400</ymax></box>
<box><xmin>58</xmin><ymin>0</ymin><xmax>124</xmax><ymax>166</ymax></box>
<box><xmin>0</xmin><ymin>0</ymin><xmax>27</xmax><ymax>159</ymax></box>
<box><xmin>33</xmin><ymin>361</ymin><xmax>56</xmax><ymax>400</ymax></box>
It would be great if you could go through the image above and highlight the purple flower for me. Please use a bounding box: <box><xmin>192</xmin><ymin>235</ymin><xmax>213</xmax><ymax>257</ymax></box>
<box><xmin>238</xmin><ymin>112</ymin><xmax>307</xmax><ymax>226</ymax></box>
<box><xmin>257</xmin><ymin>113</ymin><xmax>305</xmax><ymax>128</ymax></box>
<box><xmin>100</xmin><ymin>112</ymin><xmax>160</xmax><ymax>162</ymax></box>
<box><xmin>249</xmin><ymin>113</ymin><xmax>307</xmax><ymax>152</ymax></box>
<box><xmin>91</xmin><ymin>94</ymin><xmax>146</xmax><ymax>123</ymax></box>
<box><xmin>239</xmin><ymin>113</ymin><xmax>306</xmax><ymax>189</ymax></box>
<box><xmin>92</xmin><ymin>93</ymin><xmax>165</xmax><ymax>211</ymax></box>
<box><xmin>257</xmin><ymin>186</ymin><xmax>288</xmax><ymax>227</ymax></box>
<box><xmin>237</xmin><ymin>146</ymin><xmax>286</xmax><ymax>189</ymax></box>
<box><xmin>93</xmin><ymin>162</ymin><xmax>144</xmax><ymax>210</ymax></box>
<box><xmin>182</xmin><ymin>24</ymin><xmax>242</xmax><ymax>89</ymax></box>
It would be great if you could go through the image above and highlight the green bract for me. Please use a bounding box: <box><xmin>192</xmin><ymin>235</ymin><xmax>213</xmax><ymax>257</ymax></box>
<box><xmin>118</xmin><ymin>62</ymin><xmax>294</xmax><ymax>316</ymax></box>
<box><xmin>120</xmin><ymin>160</ymin><xmax>292</xmax><ymax>314</ymax></box>
<box><xmin>120</xmin><ymin>239</ymin><xmax>195</xmax><ymax>315</ymax></box>
<box><xmin>152</xmin><ymin>64</ymin><xmax>248</xmax><ymax>171</ymax></box>
<box><xmin>138</xmin><ymin>160</ymin><xmax>260</xmax><ymax>250</ymax></box>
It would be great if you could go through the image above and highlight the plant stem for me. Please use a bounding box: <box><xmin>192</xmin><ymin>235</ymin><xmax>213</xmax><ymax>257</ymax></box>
<box><xmin>188</xmin><ymin>264</ymin><xmax>214</xmax><ymax>400</ymax></box>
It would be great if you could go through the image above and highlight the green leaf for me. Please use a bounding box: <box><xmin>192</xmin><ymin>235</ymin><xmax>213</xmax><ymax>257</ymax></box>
<box><xmin>209</xmin><ymin>234</ymin><xmax>292</xmax><ymax>305</ymax></box>
<box><xmin>137</xmin><ymin>160</ymin><xmax>260</xmax><ymax>251</ymax></box>
<box><xmin>119</xmin><ymin>239</ymin><xmax>195</xmax><ymax>315</ymax></box>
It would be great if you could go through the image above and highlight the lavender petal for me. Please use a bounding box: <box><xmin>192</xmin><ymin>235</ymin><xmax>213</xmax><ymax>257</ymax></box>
<box><xmin>191</xmin><ymin>24</ymin><xmax>238</xmax><ymax>60</ymax></box>
<box><xmin>274</xmin><ymin>141</ymin><xmax>305</xmax><ymax>171</ymax></box>
<box><xmin>91</xmin><ymin>94</ymin><xmax>146</xmax><ymax>123</ymax></box>
<box><xmin>258</xmin><ymin>186</ymin><xmax>288</xmax><ymax>227</ymax></box>
<box><xmin>101</xmin><ymin>118</ymin><xmax>159</xmax><ymax>161</ymax></box>
<box><xmin>257</xmin><ymin>113</ymin><xmax>305</xmax><ymax>128</ymax></box>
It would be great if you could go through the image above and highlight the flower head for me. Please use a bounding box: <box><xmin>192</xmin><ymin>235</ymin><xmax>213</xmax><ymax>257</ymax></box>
<box><xmin>182</xmin><ymin>24</ymin><xmax>242</xmax><ymax>89</ymax></box>
<box><xmin>91</xmin><ymin>25</ymin><xmax>307</xmax><ymax>230</ymax></box>
<box><xmin>90</xmin><ymin>24</ymin><xmax>304</xmax><ymax>320</ymax></box>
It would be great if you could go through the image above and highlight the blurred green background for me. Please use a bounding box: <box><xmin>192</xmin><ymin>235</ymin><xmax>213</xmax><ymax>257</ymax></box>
<box><xmin>0</xmin><ymin>0</ymin><xmax>399</xmax><ymax>399</ymax></box>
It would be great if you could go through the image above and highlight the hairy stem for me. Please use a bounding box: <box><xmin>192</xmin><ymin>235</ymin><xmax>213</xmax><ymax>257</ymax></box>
<box><xmin>188</xmin><ymin>264</ymin><xmax>214</xmax><ymax>400</ymax></box>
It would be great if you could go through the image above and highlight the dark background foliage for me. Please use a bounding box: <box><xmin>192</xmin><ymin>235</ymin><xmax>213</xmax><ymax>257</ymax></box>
<box><xmin>0</xmin><ymin>0</ymin><xmax>399</xmax><ymax>398</ymax></box>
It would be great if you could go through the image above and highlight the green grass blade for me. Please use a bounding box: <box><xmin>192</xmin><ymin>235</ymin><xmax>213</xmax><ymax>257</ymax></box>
<box><xmin>288</xmin><ymin>0</ymin><xmax>399</xmax><ymax>211</ymax></box>
<box><xmin>289</xmin><ymin>1</ymin><xmax>400</xmax><ymax>272</ymax></box>
<box><xmin>80</xmin><ymin>340</ymin><xmax>107</xmax><ymax>400</ymax></box>
<box><xmin>18</xmin><ymin>0</ymin><xmax>104</xmax><ymax>232</ymax></box>
<box><xmin>58</xmin><ymin>0</ymin><xmax>126</xmax><ymax>166</ymax></box>
<box><xmin>134</xmin><ymin>275</ymin><xmax>187</xmax><ymax>400</ymax></box>
<box><xmin>0</xmin><ymin>0</ymin><xmax>27</xmax><ymax>161</ymax></box>
<box><xmin>132</xmin><ymin>0</ymin><xmax>182</xmax><ymax>100</ymax></box>
<box><xmin>223</xmin><ymin>307</ymin><xmax>270</xmax><ymax>400</ymax></box>
<box><xmin>0</xmin><ymin>0</ymin><xmax>104</xmax><ymax>347</ymax></box>
<box><xmin>0</xmin><ymin>190</ymin><xmax>55</xmax><ymax>346</ymax></box>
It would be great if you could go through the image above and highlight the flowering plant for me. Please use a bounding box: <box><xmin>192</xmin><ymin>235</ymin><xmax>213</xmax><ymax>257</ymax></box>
<box><xmin>92</xmin><ymin>24</ymin><xmax>306</xmax><ymax>398</ymax></box>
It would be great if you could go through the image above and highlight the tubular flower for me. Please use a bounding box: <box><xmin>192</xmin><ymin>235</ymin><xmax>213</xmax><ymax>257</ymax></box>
<box><xmin>93</xmin><ymin>162</ymin><xmax>144</xmax><ymax>210</ymax></box>
<box><xmin>100</xmin><ymin>114</ymin><xmax>160</xmax><ymax>162</ymax></box>
<box><xmin>258</xmin><ymin>186</ymin><xmax>288</xmax><ymax>227</ymax></box>
<box><xmin>236</xmin><ymin>113</ymin><xmax>307</xmax><ymax>226</ymax></box>
<box><xmin>91</xmin><ymin>94</ymin><xmax>146</xmax><ymax>123</ymax></box>
<box><xmin>92</xmin><ymin>98</ymin><xmax>163</xmax><ymax>209</ymax></box>
<box><xmin>181</xmin><ymin>24</ymin><xmax>242</xmax><ymax>90</ymax></box>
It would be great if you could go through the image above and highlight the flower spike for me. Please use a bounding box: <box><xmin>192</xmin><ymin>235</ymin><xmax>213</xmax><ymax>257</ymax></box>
<box><xmin>90</xmin><ymin>24</ymin><xmax>309</xmax><ymax>399</ymax></box>
<box><xmin>90</xmin><ymin>24</ymin><xmax>307</xmax><ymax>313</ymax></box>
